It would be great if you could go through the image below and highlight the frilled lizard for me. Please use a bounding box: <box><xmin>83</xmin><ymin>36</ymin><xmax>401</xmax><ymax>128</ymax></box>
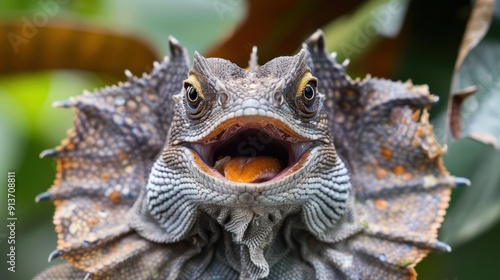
<box><xmin>35</xmin><ymin>30</ymin><xmax>468</xmax><ymax>280</ymax></box>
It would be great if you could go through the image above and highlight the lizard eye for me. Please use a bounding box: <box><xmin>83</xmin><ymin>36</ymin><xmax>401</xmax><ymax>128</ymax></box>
<box><xmin>183</xmin><ymin>74</ymin><xmax>206</xmax><ymax>119</ymax></box>
<box><xmin>302</xmin><ymin>83</ymin><xmax>316</xmax><ymax>105</ymax></box>
<box><xmin>295</xmin><ymin>73</ymin><xmax>319</xmax><ymax>118</ymax></box>
<box><xmin>184</xmin><ymin>83</ymin><xmax>204</xmax><ymax>117</ymax></box>
<box><xmin>185</xmin><ymin>85</ymin><xmax>200</xmax><ymax>107</ymax></box>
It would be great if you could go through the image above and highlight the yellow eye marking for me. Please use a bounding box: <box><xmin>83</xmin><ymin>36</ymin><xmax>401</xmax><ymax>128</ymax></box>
<box><xmin>297</xmin><ymin>71</ymin><xmax>317</xmax><ymax>97</ymax></box>
<box><xmin>183</xmin><ymin>73</ymin><xmax>204</xmax><ymax>99</ymax></box>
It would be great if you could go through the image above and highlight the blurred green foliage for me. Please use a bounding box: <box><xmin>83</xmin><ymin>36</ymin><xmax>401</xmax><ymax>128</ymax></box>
<box><xmin>0</xmin><ymin>0</ymin><xmax>498</xmax><ymax>279</ymax></box>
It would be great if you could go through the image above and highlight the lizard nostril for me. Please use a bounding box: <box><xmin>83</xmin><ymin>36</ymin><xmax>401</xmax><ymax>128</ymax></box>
<box><xmin>223</xmin><ymin>215</ymin><xmax>231</xmax><ymax>225</ymax></box>
<box><xmin>268</xmin><ymin>213</ymin><xmax>275</xmax><ymax>223</ymax></box>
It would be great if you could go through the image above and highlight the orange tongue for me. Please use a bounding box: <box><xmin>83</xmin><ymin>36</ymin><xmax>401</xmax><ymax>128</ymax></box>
<box><xmin>214</xmin><ymin>156</ymin><xmax>282</xmax><ymax>183</ymax></box>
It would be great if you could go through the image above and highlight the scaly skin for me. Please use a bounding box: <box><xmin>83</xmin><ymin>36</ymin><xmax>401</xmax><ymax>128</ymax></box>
<box><xmin>35</xmin><ymin>31</ymin><xmax>465</xmax><ymax>280</ymax></box>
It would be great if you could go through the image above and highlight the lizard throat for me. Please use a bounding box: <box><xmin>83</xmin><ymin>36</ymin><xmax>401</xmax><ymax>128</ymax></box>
<box><xmin>186</xmin><ymin>120</ymin><xmax>317</xmax><ymax>184</ymax></box>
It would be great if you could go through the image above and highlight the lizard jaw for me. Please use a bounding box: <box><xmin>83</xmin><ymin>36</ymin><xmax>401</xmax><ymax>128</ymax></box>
<box><xmin>184</xmin><ymin>118</ymin><xmax>319</xmax><ymax>184</ymax></box>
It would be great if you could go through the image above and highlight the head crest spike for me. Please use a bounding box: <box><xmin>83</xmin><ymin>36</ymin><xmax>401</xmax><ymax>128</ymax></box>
<box><xmin>304</xmin><ymin>29</ymin><xmax>325</xmax><ymax>53</ymax></box>
<box><xmin>249</xmin><ymin>46</ymin><xmax>259</xmax><ymax>71</ymax></box>
<box><xmin>168</xmin><ymin>35</ymin><xmax>184</xmax><ymax>57</ymax></box>
<box><xmin>291</xmin><ymin>49</ymin><xmax>310</xmax><ymax>74</ymax></box>
<box><xmin>192</xmin><ymin>51</ymin><xmax>212</xmax><ymax>76</ymax></box>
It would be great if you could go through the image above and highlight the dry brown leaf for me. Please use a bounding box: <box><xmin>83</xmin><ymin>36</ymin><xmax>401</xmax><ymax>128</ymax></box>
<box><xmin>449</xmin><ymin>85</ymin><xmax>479</xmax><ymax>138</ymax></box>
<box><xmin>0</xmin><ymin>21</ymin><xmax>159</xmax><ymax>77</ymax></box>
<box><xmin>454</xmin><ymin>0</ymin><xmax>495</xmax><ymax>71</ymax></box>
<box><xmin>446</xmin><ymin>0</ymin><xmax>495</xmax><ymax>140</ymax></box>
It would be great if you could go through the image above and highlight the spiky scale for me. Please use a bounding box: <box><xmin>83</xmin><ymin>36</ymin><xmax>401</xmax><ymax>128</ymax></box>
<box><xmin>124</xmin><ymin>69</ymin><xmax>134</xmax><ymax>80</ymax></box>
<box><xmin>39</xmin><ymin>149</ymin><xmax>58</xmax><ymax>158</ymax></box>
<box><xmin>47</xmin><ymin>249</ymin><xmax>60</xmax><ymax>262</ymax></box>
<box><xmin>51</xmin><ymin>99</ymin><xmax>72</xmax><ymax>108</ymax></box>
<box><xmin>35</xmin><ymin>192</ymin><xmax>51</xmax><ymax>202</ymax></box>
<box><xmin>434</xmin><ymin>241</ymin><xmax>452</xmax><ymax>252</ymax></box>
<box><xmin>453</xmin><ymin>176</ymin><xmax>471</xmax><ymax>187</ymax></box>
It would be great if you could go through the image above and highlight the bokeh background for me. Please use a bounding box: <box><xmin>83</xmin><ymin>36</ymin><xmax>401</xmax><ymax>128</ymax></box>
<box><xmin>0</xmin><ymin>0</ymin><xmax>499</xmax><ymax>279</ymax></box>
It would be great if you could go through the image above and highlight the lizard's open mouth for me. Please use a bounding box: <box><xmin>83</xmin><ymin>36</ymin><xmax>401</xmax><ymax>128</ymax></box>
<box><xmin>186</xmin><ymin>117</ymin><xmax>317</xmax><ymax>184</ymax></box>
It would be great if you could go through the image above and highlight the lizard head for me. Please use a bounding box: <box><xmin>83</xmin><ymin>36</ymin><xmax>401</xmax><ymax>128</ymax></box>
<box><xmin>130</xmin><ymin>48</ymin><xmax>352</xmax><ymax>255</ymax></box>
<box><xmin>173</xmin><ymin>49</ymin><xmax>330</xmax><ymax>185</ymax></box>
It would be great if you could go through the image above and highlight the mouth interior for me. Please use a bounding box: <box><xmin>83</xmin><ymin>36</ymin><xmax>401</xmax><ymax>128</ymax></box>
<box><xmin>212</xmin><ymin>128</ymin><xmax>288</xmax><ymax>183</ymax></box>
<box><xmin>189</xmin><ymin>124</ymin><xmax>313</xmax><ymax>183</ymax></box>
<box><xmin>213</xmin><ymin>128</ymin><xmax>290</xmax><ymax>167</ymax></box>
